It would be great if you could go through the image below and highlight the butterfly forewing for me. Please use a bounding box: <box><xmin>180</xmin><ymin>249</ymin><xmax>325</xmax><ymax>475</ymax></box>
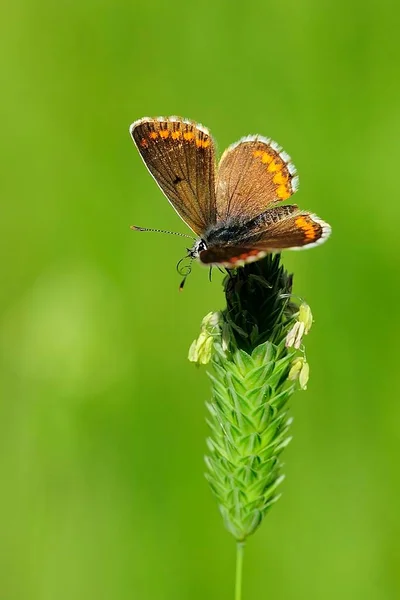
<box><xmin>130</xmin><ymin>117</ymin><xmax>217</xmax><ymax>235</ymax></box>
<box><xmin>215</xmin><ymin>136</ymin><xmax>299</xmax><ymax>222</ymax></box>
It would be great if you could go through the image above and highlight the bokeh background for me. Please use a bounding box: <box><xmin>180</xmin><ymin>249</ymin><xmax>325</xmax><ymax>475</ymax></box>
<box><xmin>1</xmin><ymin>0</ymin><xmax>400</xmax><ymax>598</ymax></box>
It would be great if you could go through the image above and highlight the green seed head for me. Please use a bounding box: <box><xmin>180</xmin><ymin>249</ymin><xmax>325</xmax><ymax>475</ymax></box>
<box><xmin>190</xmin><ymin>255</ymin><xmax>315</xmax><ymax>541</ymax></box>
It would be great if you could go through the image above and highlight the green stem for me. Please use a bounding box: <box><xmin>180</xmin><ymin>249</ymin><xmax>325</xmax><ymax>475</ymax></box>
<box><xmin>235</xmin><ymin>541</ymin><xmax>245</xmax><ymax>600</ymax></box>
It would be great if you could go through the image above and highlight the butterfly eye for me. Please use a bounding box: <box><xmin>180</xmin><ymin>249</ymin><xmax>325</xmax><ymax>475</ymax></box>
<box><xmin>198</xmin><ymin>240</ymin><xmax>207</xmax><ymax>253</ymax></box>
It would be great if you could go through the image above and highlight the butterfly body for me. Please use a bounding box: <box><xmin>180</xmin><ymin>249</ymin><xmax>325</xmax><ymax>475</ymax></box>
<box><xmin>130</xmin><ymin>117</ymin><xmax>331</xmax><ymax>269</ymax></box>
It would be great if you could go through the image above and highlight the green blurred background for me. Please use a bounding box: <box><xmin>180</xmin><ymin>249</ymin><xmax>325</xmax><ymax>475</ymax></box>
<box><xmin>1</xmin><ymin>0</ymin><xmax>399</xmax><ymax>598</ymax></box>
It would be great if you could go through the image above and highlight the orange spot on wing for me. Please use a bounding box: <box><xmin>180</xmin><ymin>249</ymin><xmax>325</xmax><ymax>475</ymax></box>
<box><xmin>267</xmin><ymin>159</ymin><xmax>282</xmax><ymax>173</ymax></box>
<box><xmin>159</xmin><ymin>130</ymin><xmax>169</xmax><ymax>139</ymax></box>
<box><xmin>295</xmin><ymin>216</ymin><xmax>318</xmax><ymax>241</ymax></box>
<box><xmin>171</xmin><ymin>131</ymin><xmax>182</xmax><ymax>140</ymax></box>
<box><xmin>149</xmin><ymin>131</ymin><xmax>158</xmax><ymax>139</ymax></box>
<box><xmin>273</xmin><ymin>171</ymin><xmax>289</xmax><ymax>185</ymax></box>
<box><xmin>196</xmin><ymin>138</ymin><xmax>211</xmax><ymax>148</ymax></box>
<box><xmin>277</xmin><ymin>185</ymin><xmax>291</xmax><ymax>200</ymax></box>
<box><xmin>261</xmin><ymin>152</ymin><xmax>273</xmax><ymax>164</ymax></box>
<box><xmin>230</xmin><ymin>250</ymin><xmax>259</xmax><ymax>262</ymax></box>
<box><xmin>140</xmin><ymin>138</ymin><xmax>149</xmax><ymax>148</ymax></box>
<box><xmin>183</xmin><ymin>131</ymin><xmax>194</xmax><ymax>141</ymax></box>
<box><xmin>253</xmin><ymin>150</ymin><xmax>273</xmax><ymax>164</ymax></box>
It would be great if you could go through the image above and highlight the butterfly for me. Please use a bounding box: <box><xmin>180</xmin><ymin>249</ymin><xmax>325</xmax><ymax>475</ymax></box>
<box><xmin>130</xmin><ymin>116</ymin><xmax>331</xmax><ymax>277</ymax></box>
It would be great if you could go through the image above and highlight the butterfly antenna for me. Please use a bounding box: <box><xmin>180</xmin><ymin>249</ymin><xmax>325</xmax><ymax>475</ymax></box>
<box><xmin>130</xmin><ymin>225</ymin><xmax>195</xmax><ymax>240</ymax></box>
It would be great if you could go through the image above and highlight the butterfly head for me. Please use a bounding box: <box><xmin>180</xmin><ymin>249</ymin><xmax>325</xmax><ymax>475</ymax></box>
<box><xmin>188</xmin><ymin>238</ymin><xmax>207</xmax><ymax>260</ymax></box>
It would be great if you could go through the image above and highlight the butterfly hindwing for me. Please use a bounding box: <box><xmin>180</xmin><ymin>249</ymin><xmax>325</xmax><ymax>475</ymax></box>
<box><xmin>215</xmin><ymin>136</ymin><xmax>299</xmax><ymax>222</ymax></box>
<box><xmin>130</xmin><ymin>117</ymin><xmax>217</xmax><ymax>235</ymax></box>
<box><xmin>251</xmin><ymin>211</ymin><xmax>331</xmax><ymax>251</ymax></box>
<box><xmin>199</xmin><ymin>245</ymin><xmax>267</xmax><ymax>267</ymax></box>
<box><xmin>200</xmin><ymin>209</ymin><xmax>331</xmax><ymax>266</ymax></box>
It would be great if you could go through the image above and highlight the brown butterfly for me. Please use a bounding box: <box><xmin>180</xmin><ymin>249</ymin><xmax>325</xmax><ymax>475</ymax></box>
<box><xmin>130</xmin><ymin>117</ymin><xmax>331</xmax><ymax>282</ymax></box>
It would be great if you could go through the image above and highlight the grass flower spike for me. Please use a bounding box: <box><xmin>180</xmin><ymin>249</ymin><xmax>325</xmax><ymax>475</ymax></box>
<box><xmin>190</xmin><ymin>254</ymin><xmax>315</xmax><ymax>598</ymax></box>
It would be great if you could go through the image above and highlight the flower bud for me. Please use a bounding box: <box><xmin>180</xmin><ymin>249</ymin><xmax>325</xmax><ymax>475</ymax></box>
<box><xmin>299</xmin><ymin>361</ymin><xmax>310</xmax><ymax>390</ymax></box>
<box><xmin>298</xmin><ymin>303</ymin><xmax>313</xmax><ymax>334</ymax></box>
<box><xmin>288</xmin><ymin>357</ymin><xmax>304</xmax><ymax>381</ymax></box>
<box><xmin>188</xmin><ymin>312</ymin><xmax>221</xmax><ymax>364</ymax></box>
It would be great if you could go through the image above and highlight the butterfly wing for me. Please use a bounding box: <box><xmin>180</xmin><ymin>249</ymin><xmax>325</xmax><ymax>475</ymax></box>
<box><xmin>199</xmin><ymin>245</ymin><xmax>268</xmax><ymax>267</ymax></box>
<box><xmin>200</xmin><ymin>208</ymin><xmax>331</xmax><ymax>267</ymax></box>
<box><xmin>252</xmin><ymin>211</ymin><xmax>331</xmax><ymax>251</ymax></box>
<box><xmin>215</xmin><ymin>135</ymin><xmax>299</xmax><ymax>222</ymax></box>
<box><xmin>130</xmin><ymin>117</ymin><xmax>217</xmax><ymax>235</ymax></box>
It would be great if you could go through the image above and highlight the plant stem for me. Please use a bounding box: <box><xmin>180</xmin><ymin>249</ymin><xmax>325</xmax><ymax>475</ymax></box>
<box><xmin>235</xmin><ymin>541</ymin><xmax>245</xmax><ymax>600</ymax></box>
